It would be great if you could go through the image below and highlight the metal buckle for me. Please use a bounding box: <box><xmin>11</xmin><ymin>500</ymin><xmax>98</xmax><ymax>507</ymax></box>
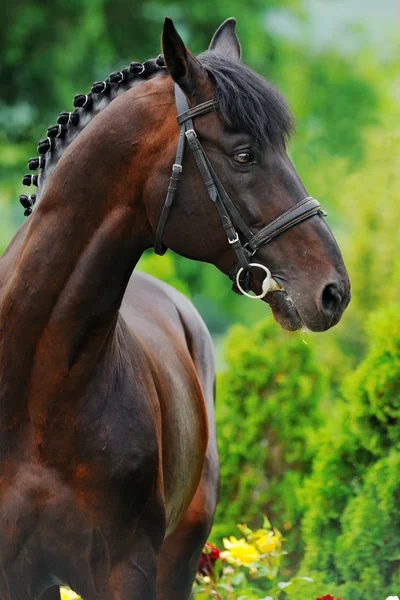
<box><xmin>185</xmin><ymin>129</ymin><xmax>197</xmax><ymax>138</ymax></box>
<box><xmin>228</xmin><ymin>232</ymin><xmax>239</xmax><ymax>245</ymax></box>
<box><xmin>172</xmin><ymin>164</ymin><xmax>182</xmax><ymax>173</ymax></box>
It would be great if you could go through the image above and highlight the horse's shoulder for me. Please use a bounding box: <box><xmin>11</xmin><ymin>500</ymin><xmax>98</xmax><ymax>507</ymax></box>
<box><xmin>120</xmin><ymin>270</ymin><xmax>214</xmax><ymax>383</ymax></box>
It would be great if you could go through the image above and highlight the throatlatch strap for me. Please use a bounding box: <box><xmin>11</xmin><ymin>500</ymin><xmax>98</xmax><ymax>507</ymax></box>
<box><xmin>153</xmin><ymin>162</ymin><xmax>182</xmax><ymax>255</ymax></box>
<box><xmin>154</xmin><ymin>127</ymin><xmax>185</xmax><ymax>255</ymax></box>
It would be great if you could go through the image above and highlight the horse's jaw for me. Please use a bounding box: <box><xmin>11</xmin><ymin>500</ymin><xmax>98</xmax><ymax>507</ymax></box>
<box><xmin>264</xmin><ymin>290</ymin><xmax>304</xmax><ymax>331</ymax></box>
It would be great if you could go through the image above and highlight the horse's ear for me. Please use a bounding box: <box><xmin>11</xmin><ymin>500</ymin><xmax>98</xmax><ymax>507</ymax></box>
<box><xmin>162</xmin><ymin>17</ymin><xmax>209</xmax><ymax>100</ymax></box>
<box><xmin>209</xmin><ymin>18</ymin><xmax>241</xmax><ymax>62</ymax></box>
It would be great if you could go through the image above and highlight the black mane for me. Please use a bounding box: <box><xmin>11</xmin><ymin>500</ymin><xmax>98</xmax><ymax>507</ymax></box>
<box><xmin>19</xmin><ymin>57</ymin><xmax>167</xmax><ymax>215</ymax></box>
<box><xmin>19</xmin><ymin>51</ymin><xmax>294</xmax><ymax>217</ymax></box>
<box><xmin>199</xmin><ymin>52</ymin><xmax>294</xmax><ymax>146</ymax></box>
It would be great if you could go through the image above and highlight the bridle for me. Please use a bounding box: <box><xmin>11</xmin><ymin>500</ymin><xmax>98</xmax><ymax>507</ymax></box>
<box><xmin>154</xmin><ymin>84</ymin><xmax>327</xmax><ymax>299</ymax></box>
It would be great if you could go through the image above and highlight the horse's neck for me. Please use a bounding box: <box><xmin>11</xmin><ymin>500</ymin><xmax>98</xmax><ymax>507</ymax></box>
<box><xmin>0</xmin><ymin>78</ymin><xmax>171</xmax><ymax>430</ymax></box>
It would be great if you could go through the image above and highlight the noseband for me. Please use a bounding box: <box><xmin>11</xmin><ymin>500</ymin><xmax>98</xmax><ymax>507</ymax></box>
<box><xmin>154</xmin><ymin>85</ymin><xmax>327</xmax><ymax>299</ymax></box>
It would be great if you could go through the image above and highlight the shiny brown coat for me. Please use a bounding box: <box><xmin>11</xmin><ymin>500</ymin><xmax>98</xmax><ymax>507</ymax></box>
<box><xmin>0</xmin><ymin>17</ymin><xmax>350</xmax><ymax>600</ymax></box>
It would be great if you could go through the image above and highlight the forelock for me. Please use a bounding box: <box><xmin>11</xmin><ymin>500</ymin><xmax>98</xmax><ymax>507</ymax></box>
<box><xmin>198</xmin><ymin>51</ymin><xmax>294</xmax><ymax>146</ymax></box>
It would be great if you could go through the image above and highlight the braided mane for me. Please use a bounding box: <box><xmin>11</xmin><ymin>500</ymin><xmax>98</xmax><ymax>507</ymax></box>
<box><xmin>19</xmin><ymin>55</ymin><xmax>167</xmax><ymax>216</ymax></box>
<box><xmin>19</xmin><ymin>51</ymin><xmax>295</xmax><ymax>218</ymax></box>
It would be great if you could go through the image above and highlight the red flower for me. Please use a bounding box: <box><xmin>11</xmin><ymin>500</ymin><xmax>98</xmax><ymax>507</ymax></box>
<box><xmin>198</xmin><ymin>542</ymin><xmax>221</xmax><ymax>576</ymax></box>
<box><xmin>316</xmin><ymin>596</ymin><xmax>343</xmax><ymax>600</ymax></box>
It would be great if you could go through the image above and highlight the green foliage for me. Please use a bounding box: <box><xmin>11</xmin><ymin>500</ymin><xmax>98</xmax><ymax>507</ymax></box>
<box><xmin>302</xmin><ymin>116</ymin><xmax>400</xmax><ymax>390</ymax></box>
<box><xmin>137</xmin><ymin>251</ymin><xmax>190</xmax><ymax>296</ymax></box>
<box><xmin>343</xmin><ymin>305</ymin><xmax>400</xmax><ymax>454</ymax></box>
<box><xmin>2</xmin><ymin>2</ymin><xmax>400</xmax><ymax>596</ymax></box>
<box><xmin>298</xmin><ymin>305</ymin><xmax>400</xmax><ymax>599</ymax></box>
<box><xmin>338</xmin><ymin>124</ymin><xmax>400</xmax><ymax>359</ymax></box>
<box><xmin>213</xmin><ymin>317</ymin><xmax>327</xmax><ymax>568</ymax></box>
<box><xmin>336</xmin><ymin>451</ymin><xmax>400</xmax><ymax>599</ymax></box>
<box><xmin>195</xmin><ymin>517</ymin><xmax>315</xmax><ymax>600</ymax></box>
<box><xmin>277</xmin><ymin>43</ymin><xmax>379</xmax><ymax>174</ymax></box>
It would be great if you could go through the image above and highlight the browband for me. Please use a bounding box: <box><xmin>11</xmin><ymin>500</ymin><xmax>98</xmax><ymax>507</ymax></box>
<box><xmin>177</xmin><ymin>99</ymin><xmax>219</xmax><ymax>125</ymax></box>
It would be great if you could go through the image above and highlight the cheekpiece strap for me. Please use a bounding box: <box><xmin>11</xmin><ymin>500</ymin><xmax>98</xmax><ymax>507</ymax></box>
<box><xmin>154</xmin><ymin>86</ymin><xmax>219</xmax><ymax>255</ymax></box>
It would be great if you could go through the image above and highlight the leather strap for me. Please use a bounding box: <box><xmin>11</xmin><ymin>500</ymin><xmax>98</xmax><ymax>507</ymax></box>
<box><xmin>154</xmin><ymin>122</ymin><xmax>186</xmax><ymax>254</ymax></box>
<box><xmin>185</xmin><ymin>129</ymin><xmax>249</xmax><ymax>271</ymax></box>
<box><xmin>154</xmin><ymin>87</ymin><xmax>209</xmax><ymax>255</ymax></box>
<box><xmin>246</xmin><ymin>197</ymin><xmax>325</xmax><ymax>255</ymax></box>
<box><xmin>177</xmin><ymin>99</ymin><xmax>219</xmax><ymax>125</ymax></box>
<box><xmin>153</xmin><ymin>161</ymin><xmax>183</xmax><ymax>255</ymax></box>
<box><xmin>203</xmin><ymin>155</ymin><xmax>253</xmax><ymax>242</ymax></box>
<box><xmin>154</xmin><ymin>83</ymin><xmax>328</xmax><ymax>296</ymax></box>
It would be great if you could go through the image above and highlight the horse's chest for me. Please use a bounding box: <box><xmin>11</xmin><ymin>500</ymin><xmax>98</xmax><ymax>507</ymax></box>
<box><xmin>0</xmin><ymin>456</ymin><xmax>159</xmax><ymax>590</ymax></box>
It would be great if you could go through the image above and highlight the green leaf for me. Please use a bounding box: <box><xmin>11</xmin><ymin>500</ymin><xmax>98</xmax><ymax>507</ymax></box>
<box><xmin>277</xmin><ymin>581</ymin><xmax>292</xmax><ymax>589</ymax></box>
<box><xmin>231</xmin><ymin>571</ymin><xmax>246</xmax><ymax>586</ymax></box>
<box><xmin>262</xmin><ymin>516</ymin><xmax>272</xmax><ymax>530</ymax></box>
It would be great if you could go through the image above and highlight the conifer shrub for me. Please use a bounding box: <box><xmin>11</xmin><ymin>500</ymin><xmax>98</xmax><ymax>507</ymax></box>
<box><xmin>299</xmin><ymin>305</ymin><xmax>400</xmax><ymax>599</ymax></box>
<box><xmin>213</xmin><ymin>317</ymin><xmax>327</xmax><ymax>565</ymax></box>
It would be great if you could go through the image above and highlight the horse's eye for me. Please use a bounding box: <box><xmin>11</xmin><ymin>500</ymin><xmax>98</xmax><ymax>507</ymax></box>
<box><xmin>233</xmin><ymin>152</ymin><xmax>252</xmax><ymax>164</ymax></box>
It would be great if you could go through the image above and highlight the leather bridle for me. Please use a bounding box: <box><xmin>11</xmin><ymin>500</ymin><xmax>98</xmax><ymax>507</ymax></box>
<box><xmin>154</xmin><ymin>84</ymin><xmax>327</xmax><ymax>299</ymax></box>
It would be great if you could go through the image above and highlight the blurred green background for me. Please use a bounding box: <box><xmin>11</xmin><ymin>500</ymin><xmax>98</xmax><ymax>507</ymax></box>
<box><xmin>1</xmin><ymin>1</ymin><xmax>400</xmax><ymax>598</ymax></box>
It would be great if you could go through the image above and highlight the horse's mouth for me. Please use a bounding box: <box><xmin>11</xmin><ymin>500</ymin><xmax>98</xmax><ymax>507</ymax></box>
<box><xmin>263</xmin><ymin>289</ymin><xmax>304</xmax><ymax>331</ymax></box>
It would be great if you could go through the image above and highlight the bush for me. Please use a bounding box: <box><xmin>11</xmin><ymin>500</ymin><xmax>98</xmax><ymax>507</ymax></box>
<box><xmin>299</xmin><ymin>305</ymin><xmax>400</xmax><ymax>599</ymax></box>
<box><xmin>212</xmin><ymin>316</ymin><xmax>327</xmax><ymax>568</ymax></box>
<box><xmin>326</xmin><ymin>123</ymin><xmax>400</xmax><ymax>365</ymax></box>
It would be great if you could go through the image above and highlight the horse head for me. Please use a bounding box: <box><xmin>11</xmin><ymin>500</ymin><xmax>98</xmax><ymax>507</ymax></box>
<box><xmin>148</xmin><ymin>18</ymin><xmax>351</xmax><ymax>332</ymax></box>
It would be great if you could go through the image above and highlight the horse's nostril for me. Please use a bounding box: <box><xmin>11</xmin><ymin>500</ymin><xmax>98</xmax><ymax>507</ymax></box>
<box><xmin>321</xmin><ymin>283</ymin><xmax>341</xmax><ymax>316</ymax></box>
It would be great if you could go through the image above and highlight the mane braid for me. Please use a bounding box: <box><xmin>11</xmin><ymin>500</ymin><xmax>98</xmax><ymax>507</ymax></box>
<box><xmin>19</xmin><ymin>55</ymin><xmax>167</xmax><ymax>216</ymax></box>
<box><xmin>19</xmin><ymin>51</ymin><xmax>294</xmax><ymax>217</ymax></box>
<box><xmin>198</xmin><ymin>52</ymin><xmax>294</xmax><ymax>147</ymax></box>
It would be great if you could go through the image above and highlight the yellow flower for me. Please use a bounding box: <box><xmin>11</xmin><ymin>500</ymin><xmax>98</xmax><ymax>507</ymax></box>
<box><xmin>221</xmin><ymin>536</ymin><xmax>260</xmax><ymax>566</ymax></box>
<box><xmin>254</xmin><ymin>532</ymin><xmax>280</xmax><ymax>554</ymax></box>
<box><xmin>60</xmin><ymin>589</ymin><xmax>81</xmax><ymax>600</ymax></box>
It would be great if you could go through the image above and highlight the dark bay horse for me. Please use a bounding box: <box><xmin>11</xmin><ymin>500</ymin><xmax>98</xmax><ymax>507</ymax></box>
<box><xmin>0</xmin><ymin>17</ymin><xmax>350</xmax><ymax>600</ymax></box>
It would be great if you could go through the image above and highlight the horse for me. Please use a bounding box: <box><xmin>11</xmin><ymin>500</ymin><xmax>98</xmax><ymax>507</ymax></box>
<box><xmin>0</xmin><ymin>17</ymin><xmax>350</xmax><ymax>600</ymax></box>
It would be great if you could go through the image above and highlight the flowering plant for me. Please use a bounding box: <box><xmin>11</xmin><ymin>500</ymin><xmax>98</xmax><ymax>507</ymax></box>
<box><xmin>60</xmin><ymin>590</ymin><xmax>80</xmax><ymax>600</ymax></box>
<box><xmin>193</xmin><ymin>517</ymin><xmax>313</xmax><ymax>599</ymax></box>
<box><xmin>58</xmin><ymin>519</ymin><xmax>347</xmax><ymax>600</ymax></box>
<box><xmin>199</xmin><ymin>542</ymin><xmax>223</xmax><ymax>576</ymax></box>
